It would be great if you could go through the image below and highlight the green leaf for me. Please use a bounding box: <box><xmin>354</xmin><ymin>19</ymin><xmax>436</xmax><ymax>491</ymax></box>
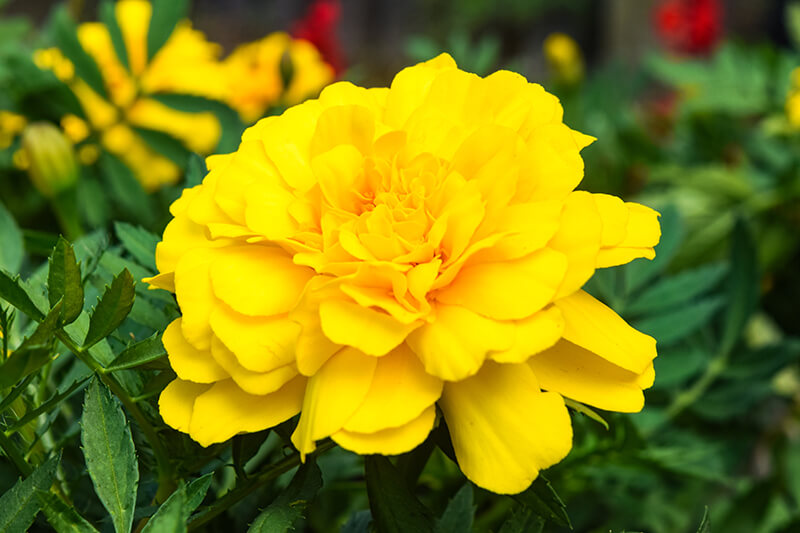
<box><xmin>147</xmin><ymin>0</ymin><xmax>189</xmax><ymax>61</ymax></box>
<box><xmin>50</xmin><ymin>6</ymin><xmax>107</xmax><ymax>98</ymax></box>
<box><xmin>185</xmin><ymin>473</ymin><xmax>213</xmax><ymax>516</ymax></box>
<box><xmin>0</xmin><ymin>270</ymin><xmax>45</xmax><ymax>321</ymax></box>
<box><xmin>0</xmin><ymin>200</ymin><xmax>24</xmax><ymax>273</ymax></box>
<box><xmin>81</xmin><ymin>379</ymin><xmax>139</xmax><ymax>533</ymax></box>
<box><xmin>719</xmin><ymin>218</ymin><xmax>758</xmax><ymax>356</ymax></box>
<box><xmin>185</xmin><ymin>153</ymin><xmax>206</xmax><ymax>187</ymax></box>
<box><xmin>634</xmin><ymin>296</ymin><xmax>724</xmax><ymax>347</ymax></box>
<box><xmin>233</xmin><ymin>430</ymin><xmax>269</xmax><ymax>479</ymax></box>
<box><xmin>564</xmin><ymin>398</ymin><xmax>609</xmax><ymax>430</ymax></box>
<box><xmin>626</xmin><ymin>262</ymin><xmax>727</xmax><ymax>315</ymax></box>
<box><xmin>341</xmin><ymin>511</ymin><xmax>372</xmax><ymax>533</ymax></box>
<box><xmin>0</xmin><ymin>454</ymin><xmax>59</xmax><ymax>533</ymax></box>
<box><xmin>105</xmin><ymin>334</ymin><xmax>166</xmax><ymax>372</ymax></box>
<box><xmin>98</xmin><ymin>153</ymin><xmax>155</xmax><ymax>226</ymax></box>
<box><xmin>498</xmin><ymin>508</ymin><xmax>544</xmax><ymax>533</ymax></box>
<box><xmin>0</xmin><ymin>344</ymin><xmax>54</xmax><ymax>389</ymax></box>
<box><xmin>142</xmin><ymin>485</ymin><xmax>185</xmax><ymax>533</ymax></box>
<box><xmin>5</xmin><ymin>377</ymin><xmax>90</xmax><ymax>433</ymax></box>
<box><xmin>84</xmin><ymin>269</ymin><xmax>135</xmax><ymax>349</ymax></box>
<box><xmin>98</xmin><ymin>1</ymin><xmax>129</xmax><ymax>71</ymax></box>
<box><xmin>48</xmin><ymin>237</ymin><xmax>84</xmax><ymax>325</ymax></box>
<box><xmin>248</xmin><ymin>461</ymin><xmax>323</xmax><ymax>532</ymax></box>
<box><xmin>114</xmin><ymin>222</ymin><xmax>159</xmax><ymax>271</ymax></box>
<box><xmin>133</xmin><ymin>127</ymin><xmax>190</xmax><ymax>168</ymax></box>
<box><xmin>789</xmin><ymin>2</ymin><xmax>800</xmax><ymax>50</ymax></box>
<box><xmin>37</xmin><ymin>490</ymin><xmax>100</xmax><ymax>533</ymax></box>
<box><xmin>513</xmin><ymin>475</ymin><xmax>571</xmax><ymax>528</ymax></box>
<box><xmin>625</xmin><ymin>205</ymin><xmax>683</xmax><ymax>294</ymax></box>
<box><xmin>365</xmin><ymin>455</ymin><xmax>435</xmax><ymax>533</ymax></box>
<box><xmin>19</xmin><ymin>298</ymin><xmax>63</xmax><ymax>349</ymax></box>
<box><xmin>696</xmin><ymin>506</ymin><xmax>711</xmax><ymax>533</ymax></box>
<box><xmin>436</xmin><ymin>484</ymin><xmax>474</xmax><ymax>533</ymax></box>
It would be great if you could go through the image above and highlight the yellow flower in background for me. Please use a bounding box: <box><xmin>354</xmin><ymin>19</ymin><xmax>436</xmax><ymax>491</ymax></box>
<box><xmin>787</xmin><ymin>67</ymin><xmax>800</xmax><ymax>127</ymax></box>
<box><xmin>35</xmin><ymin>0</ymin><xmax>224</xmax><ymax>191</ymax></box>
<box><xmin>0</xmin><ymin>110</ymin><xmax>27</xmax><ymax>149</ymax></box>
<box><xmin>149</xmin><ymin>54</ymin><xmax>660</xmax><ymax>495</ymax></box>
<box><xmin>223</xmin><ymin>32</ymin><xmax>335</xmax><ymax>123</ymax></box>
<box><xmin>544</xmin><ymin>32</ymin><xmax>584</xmax><ymax>85</ymax></box>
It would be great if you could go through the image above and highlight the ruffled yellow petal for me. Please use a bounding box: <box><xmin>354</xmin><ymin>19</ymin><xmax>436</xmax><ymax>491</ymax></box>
<box><xmin>439</xmin><ymin>361</ymin><xmax>572</xmax><ymax>494</ymax></box>
<box><xmin>529</xmin><ymin>340</ymin><xmax>649</xmax><ymax>412</ymax></box>
<box><xmin>159</xmin><ymin>379</ymin><xmax>211</xmax><ymax>433</ymax></box>
<box><xmin>162</xmin><ymin>318</ymin><xmax>227</xmax><ymax>383</ymax></box>
<box><xmin>596</xmin><ymin>203</ymin><xmax>661</xmax><ymax>268</ymax></box>
<box><xmin>174</xmin><ymin>247</ymin><xmax>218</xmax><ymax>350</ymax></box>
<box><xmin>548</xmin><ymin>191</ymin><xmax>602</xmax><ymax>299</ymax></box>
<box><xmin>333</xmin><ymin>405</ymin><xmax>436</xmax><ymax>456</ymax></box>
<box><xmin>554</xmin><ymin>290</ymin><xmax>656</xmax><ymax>374</ymax></box>
<box><xmin>210</xmin><ymin>336</ymin><xmax>298</xmax><ymax>396</ymax></box>
<box><xmin>489</xmin><ymin>306</ymin><xmax>564</xmax><ymax>364</ymax></box>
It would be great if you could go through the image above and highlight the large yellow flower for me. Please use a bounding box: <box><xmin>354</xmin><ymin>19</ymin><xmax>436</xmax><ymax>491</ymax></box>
<box><xmin>149</xmin><ymin>54</ymin><xmax>660</xmax><ymax>494</ymax></box>
<box><xmin>36</xmin><ymin>0</ymin><xmax>224</xmax><ymax>190</ymax></box>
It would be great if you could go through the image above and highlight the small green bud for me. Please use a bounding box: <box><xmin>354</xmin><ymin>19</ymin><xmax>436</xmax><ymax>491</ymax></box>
<box><xmin>21</xmin><ymin>121</ymin><xmax>79</xmax><ymax>197</ymax></box>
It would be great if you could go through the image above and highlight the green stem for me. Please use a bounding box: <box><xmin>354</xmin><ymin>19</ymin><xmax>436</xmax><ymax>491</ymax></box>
<box><xmin>0</xmin><ymin>431</ymin><xmax>33</xmax><ymax>477</ymax></box>
<box><xmin>187</xmin><ymin>440</ymin><xmax>336</xmax><ymax>531</ymax></box>
<box><xmin>55</xmin><ymin>330</ymin><xmax>176</xmax><ymax>500</ymax></box>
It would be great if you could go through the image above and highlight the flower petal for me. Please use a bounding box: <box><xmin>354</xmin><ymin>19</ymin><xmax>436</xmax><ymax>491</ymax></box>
<box><xmin>159</xmin><ymin>379</ymin><xmax>211</xmax><ymax>434</ymax></box>
<box><xmin>174</xmin><ymin>247</ymin><xmax>218</xmax><ymax>350</ymax></box>
<box><xmin>596</xmin><ymin>202</ymin><xmax>661</xmax><ymax>268</ymax></box>
<box><xmin>548</xmin><ymin>191</ymin><xmax>602</xmax><ymax>299</ymax></box>
<box><xmin>210</xmin><ymin>336</ymin><xmax>298</xmax><ymax>395</ymax></box>
<box><xmin>489</xmin><ymin>306</ymin><xmax>564</xmax><ymax>364</ymax></box>
<box><xmin>406</xmin><ymin>303</ymin><xmax>514</xmax><ymax>381</ymax></box>
<box><xmin>554</xmin><ymin>290</ymin><xmax>656</xmax><ymax>374</ymax></box>
<box><xmin>162</xmin><ymin>318</ymin><xmax>228</xmax><ymax>383</ymax></box>
<box><xmin>343</xmin><ymin>343</ymin><xmax>442</xmax><ymax>433</ymax></box>
<box><xmin>333</xmin><ymin>405</ymin><xmax>436</xmax><ymax>455</ymax></box>
<box><xmin>439</xmin><ymin>361</ymin><xmax>572</xmax><ymax>494</ymax></box>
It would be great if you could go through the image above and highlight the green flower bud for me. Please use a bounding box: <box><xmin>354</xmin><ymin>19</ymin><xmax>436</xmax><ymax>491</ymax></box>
<box><xmin>21</xmin><ymin>122</ymin><xmax>79</xmax><ymax>197</ymax></box>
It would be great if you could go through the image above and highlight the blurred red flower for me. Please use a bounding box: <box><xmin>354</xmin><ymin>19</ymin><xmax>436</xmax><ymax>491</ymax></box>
<box><xmin>655</xmin><ymin>0</ymin><xmax>722</xmax><ymax>55</ymax></box>
<box><xmin>292</xmin><ymin>0</ymin><xmax>346</xmax><ymax>75</ymax></box>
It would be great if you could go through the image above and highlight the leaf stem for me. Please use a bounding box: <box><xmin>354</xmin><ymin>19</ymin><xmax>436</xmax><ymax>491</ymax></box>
<box><xmin>0</xmin><ymin>430</ymin><xmax>33</xmax><ymax>477</ymax></box>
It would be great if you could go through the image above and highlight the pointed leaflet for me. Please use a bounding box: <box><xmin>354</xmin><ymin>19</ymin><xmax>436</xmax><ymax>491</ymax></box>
<box><xmin>147</xmin><ymin>0</ymin><xmax>189</xmax><ymax>61</ymax></box>
<box><xmin>248</xmin><ymin>461</ymin><xmax>323</xmax><ymax>532</ymax></box>
<box><xmin>512</xmin><ymin>475</ymin><xmax>571</xmax><ymax>528</ymax></box>
<box><xmin>81</xmin><ymin>379</ymin><xmax>138</xmax><ymax>533</ymax></box>
<box><xmin>0</xmin><ymin>270</ymin><xmax>45</xmax><ymax>321</ymax></box>
<box><xmin>185</xmin><ymin>474</ymin><xmax>213</xmax><ymax>516</ymax></box>
<box><xmin>365</xmin><ymin>455</ymin><xmax>435</xmax><ymax>533</ymax></box>
<box><xmin>114</xmin><ymin>222</ymin><xmax>158</xmax><ymax>271</ymax></box>
<box><xmin>719</xmin><ymin>218</ymin><xmax>758</xmax><ymax>356</ymax></box>
<box><xmin>98</xmin><ymin>0</ymin><xmax>129</xmax><ymax>71</ymax></box>
<box><xmin>105</xmin><ymin>334</ymin><xmax>166</xmax><ymax>372</ymax></box>
<box><xmin>48</xmin><ymin>237</ymin><xmax>85</xmax><ymax>325</ymax></box>
<box><xmin>142</xmin><ymin>485</ymin><xmax>185</xmax><ymax>533</ymax></box>
<box><xmin>0</xmin><ymin>200</ymin><xmax>23</xmax><ymax>274</ymax></box>
<box><xmin>0</xmin><ymin>454</ymin><xmax>59</xmax><ymax>533</ymax></box>
<box><xmin>83</xmin><ymin>269</ymin><xmax>135</xmax><ymax>349</ymax></box>
<box><xmin>50</xmin><ymin>6</ymin><xmax>107</xmax><ymax>98</ymax></box>
<box><xmin>436</xmin><ymin>484</ymin><xmax>474</xmax><ymax>533</ymax></box>
<box><xmin>37</xmin><ymin>490</ymin><xmax>100</xmax><ymax>533</ymax></box>
<box><xmin>626</xmin><ymin>262</ymin><xmax>727</xmax><ymax>315</ymax></box>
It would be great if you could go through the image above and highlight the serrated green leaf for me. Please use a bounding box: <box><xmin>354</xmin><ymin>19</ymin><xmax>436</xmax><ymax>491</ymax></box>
<box><xmin>719</xmin><ymin>218</ymin><xmax>758</xmax><ymax>356</ymax></box>
<box><xmin>98</xmin><ymin>1</ymin><xmax>129</xmax><ymax>71</ymax></box>
<box><xmin>185</xmin><ymin>473</ymin><xmax>213</xmax><ymax>516</ymax></box>
<box><xmin>0</xmin><ymin>454</ymin><xmax>59</xmax><ymax>533</ymax></box>
<box><xmin>627</xmin><ymin>262</ymin><xmax>727</xmax><ymax>315</ymax></box>
<box><xmin>513</xmin><ymin>475</ymin><xmax>570</xmax><ymax>528</ymax></box>
<box><xmin>37</xmin><ymin>490</ymin><xmax>100</xmax><ymax>533</ymax></box>
<box><xmin>436</xmin><ymin>484</ymin><xmax>474</xmax><ymax>533</ymax></box>
<box><xmin>105</xmin><ymin>334</ymin><xmax>166</xmax><ymax>372</ymax></box>
<box><xmin>248</xmin><ymin>461</ymin><xmax>323</xmax><ymax>532</ymax></box>
<box><xmin>147</xmin><ymin>0</ymin><xmax>189</xmax><ymax>61</ymax></box>
<box><xmin>365</xmin><ymin>455</ymin><xmax>435</xmax><ymax>533</ymax></box>
<box><xmin>0</xmin><ymin>200</ymin><xmax>24</xmax><ymax>273</ymax></box>
<box><xmin>50</xmin><ymin>6</ymin><xmax>107</xmax><ymax>98</ymax></box>
<box><xmin>634</xmin><ymin>296</ymin><xmax>724</xmax><ymax>347</ymax></box>
<box><xmin>48</xmin><ymin>237</ymin><xmax>84</xmax><ymax>324</ymax></box>
<box><xmin>81</xmin><ymin>379</ymin><xmax>138</xmax><ymax>533</ymax></box>
<box><xmin>498</xmin><ymin>508</ymin><xmax>544</xmax><ymax>533</ymax></box>
<box><xmin>142</xmin><ymin>484</ymin><xmax>185</xmax><ymax>533</ymax></box>
<box><xmin>625</xmin><ymin>205</ymin><xmax>683</xmax><ymax>294</ymax></box>
<box><xmin>84</xmin><ymin>269</ymin><xmax>135</xmax><ymax>349</ymax></box>
<box><xmin>114</xmin><ymin>222</ymin><xmax>158</xmax><ymax>271</ymax></box>
<box><xmin>19</xmin><ymin>299</ymin><xmax>63</xmax><ymax>349</ymax></box>
<box><xmin>0</xmin><ymin>270</ymin><xmax>45</xmax><ymax>321</ymax></box>
<box><xmin>0</xmin><ymin>344</ymin><xmax>53</xmax><ymax>389</ymax></box>
<box><xmin>5</xmin><ymin>377</ymin><xmax>90</xmax><ymax>433</ymax></box>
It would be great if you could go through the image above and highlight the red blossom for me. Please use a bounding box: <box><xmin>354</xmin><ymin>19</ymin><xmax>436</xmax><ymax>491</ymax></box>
<box><xmin>655</xmin><ymin>0</ymin><xmax>722</xmax><ymax>55</ymax></box>
<box><xmin>292</xmin><ymin>0</ymin><xmax>346</xmax><ymax>75</ymax></box>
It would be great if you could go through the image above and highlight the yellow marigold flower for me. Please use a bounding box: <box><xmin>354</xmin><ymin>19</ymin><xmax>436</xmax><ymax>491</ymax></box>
<box><xmin>149</xmin><ymin>54</ymin><xmax>660</xmax><ymax>495</ymax></box>
<box><xmin>35</xmin><ymin>0</ymin><xmax>224</xmax><ymax>191</ymax></box>
<box><xmin>544</xmin><ymin>33</ymin><xmax>584</xmax><ymax>85</ymax></box>
<box><xmin>223</xmin><ymin>32</ymin><xmax>335</xmax><ymax>123</ymax></box>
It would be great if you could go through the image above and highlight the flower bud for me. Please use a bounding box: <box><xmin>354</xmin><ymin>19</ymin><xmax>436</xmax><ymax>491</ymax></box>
<box><xmin>21</xmin><ymin>122</ymin><xmax>79</xmax><ymax>197</ymax></box>
<box><xmin>543</xmin><ymin>32</ymin><xmax>584</xmax><ymax>86</ymax></box>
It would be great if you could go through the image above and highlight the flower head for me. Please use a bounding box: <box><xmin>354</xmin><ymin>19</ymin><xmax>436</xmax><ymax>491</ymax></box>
<box><xmin>21</xmin><ymin>122</ymin><xmax>79</xmax><ymax>197</ymax></box>
<box><xmin>655</xmin><ymin>0</ymin><xmax>722</xmax><ymax>55</ymax></box>
<box><xmin>543</xmin><ymin>33</ymin><xmax>584</xmax><ymax>85</ymax></box>
<box><xmin>150</xmin><ymin>54</ymin><xmax>660</xmax><ymax>494</ymax></box>
<box><xmin>787</xmin><ymin>67</ymin><xmax>800</xmax><ymax>128</ymax></box>
<box><xmin>292</xmin><ymin>0</ymin><xmax>346</xmax><ymax>76</ymax></box>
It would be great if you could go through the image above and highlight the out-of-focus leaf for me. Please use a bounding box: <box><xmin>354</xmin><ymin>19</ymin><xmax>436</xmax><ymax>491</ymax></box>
<box><xmin>5</xmin><ymin>377</ymin><xmax>90</xmax><ymax>433</ymax></box>
<box><xmin>23</xmin><ymin>231</ymin><xmax>59</xmax><ymax>259</ymax></box>
<box><xmin>634</xmin><ymin>296</ymin><xmax>724</xmax><ymax>346</ymax></box>
<box><xmin>627</xmin><ymin>262</ymin><xmax>727</xmax><ymax>315</ymax></box>
<box><xmin>513</xmin><ymin>475</ymin><xmax>571</xmax><ymax>528</ymax></box>
<box><xmin>786</xmin><ymin>2</ymin><xmax>800</xmax><ymax>50</ymax></box>
<box><xmin>719</xmin><ymin>218</ymin><xmax>758</xmax><ymax>356</ymax></box>
<box><xmin>37</xmin><ymin>490</ymin><xmax>100</xmax><ymax>533</ymax></box>
<box><xmin>0</xmin><ymin>270</ymin><xmax>45</xmax><ymax>321</ymax></box>
<box><xmin>50</xmin><ymin>6</ymin><xmax>107</xmax><ymax>98</ymax></box>
<box><xmin>134</xmin><ymin>127</ymin><xmax>190</xmax><ymax>168</ymax></box>
<box><xmin>84</xmin><ymin>269</ymin><xmax>135</xmax><ymax>349</ymax></box>
<box><xmin>232</xmin><ymin>430</ymin><xmax>269</xmax><ymax>479</ymax></box>
<box><xmin>81</xmin><ymin>379</ymin><xmax>139</xmax><ymax>533</ymax></box>
<box><xmin>651</xmin><ymin>347</ymin><xmax>708</xmax><ymax>389</ymax></box>
<box><xmin>185</xmin><ymin>153</ymin><xmax>206</xmax><ymax>187</ymax></box>
<box><xmin>142</xmin><ymin>484</ymin><xmax>185</xmax><ymax>533</ymax></box>
<box><xmin>0</xmin><ymin>454</ymin><xmax>59</xmax><ymax>533</ymax></box>
<box><xmin>365</xmin><ymin>455</ymin><xmax>435</xmax><ymax>533</ymax></box>
<box><xmin>99</xmin><ymin>1</ymin><xmax>129</xmax><ymax>71</ymax></box>
<box><xmin>625</xmin><ymin>205</ymin><xmax>683</xmax><ymax>294</ymax></box>
<box><xmin>150</xmin><ymin>93</ymin><xmax>244</xmax><ymax>153</ymax></box>
<box><xmin>436</xmin><ymin>484</ymin><xmax>474</xmax><ymax>533</ymax></box>
<box><xmin>248</xmin><ymin>461</ymin><xmax>323</xmax><ymax>532</ymax></box>
<box><xmin>48</xmin><ymin>237</ymin><xmax>84</xmax><ymax>324</ymax></box>
<box><xmin>0</xmin><ymin>344</ymin><xmax>53</xmax><ymax>389</ymax></box>
<box><xmin>114</xmin><ymin>222</ymin><xmax>159</xmax><ymax>271</ymax></box>
<box><xmin>691</xmin><ymin>380</ymin><xmax>771</xmax><ymax>421</ymax></box>
<box><xmin>498</xmin><ymin>508</ymin><xmax>544</xmax><ymax>533</ymax></box>
<box><xmin>696</xmin><ymin>506</ymin><xmax>710</xmax><ymax>533</ymax></box>
<box><xmin>147</xmin><ymin>0</ymin><xmax>189</xmax><ymax>61</ymax></box>
<box><xmin>98</xmin><ymin>153</ymin><xmax>155</xmax><ymax>226</ymax></box>
<box><xmin>723</xmin><ymin>341</ymin><xmax>800</xmax><ymax>380</ymax></box>
<box><xmin>341</xmin><ymin>511</ymin><xmax>372</xmax><ymax>533</ymax></box>
<box><xmin>0</xmin><ymin>200</ymin><xmax>23</xmax><ymax>274</ymax></box>
<box><xmin>105</xmin><ymin>334</ymin><xmax>166</xmax><ymax>372</ymax></box>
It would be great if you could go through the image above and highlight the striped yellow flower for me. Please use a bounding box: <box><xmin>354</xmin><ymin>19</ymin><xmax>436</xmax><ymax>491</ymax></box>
<box><xmin>150</xmin><ymin>54</ymin><xmax>660</xmax><ymax>494</ymax></box>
